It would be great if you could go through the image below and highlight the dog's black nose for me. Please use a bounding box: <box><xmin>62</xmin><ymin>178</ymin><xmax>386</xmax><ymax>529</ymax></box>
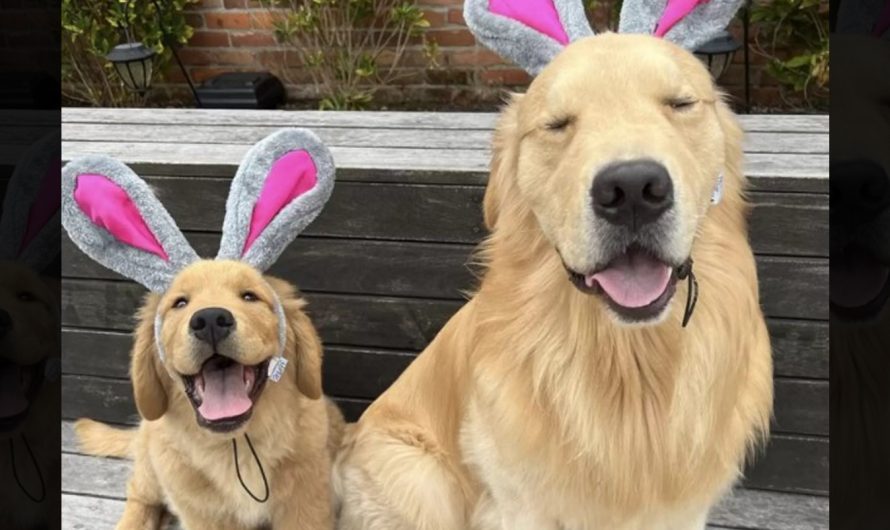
<box><xmin>189</xmin><ymin>307</ymin><xmax>235</xmax><ymax>345</ymax></box>
<box><xmin>0</xmin><ymin>309</ymin><xmax>10</xmax><ymax>339</ymax></box>
<box><xmin>591</xmin><ymin>160</ymin><xmax>673</xmax><ymax>229</ymax></box>
<box><xmin>831</xmin><ymin>159</ymin><xmax>889</xmax><ymax>227</ymax></box>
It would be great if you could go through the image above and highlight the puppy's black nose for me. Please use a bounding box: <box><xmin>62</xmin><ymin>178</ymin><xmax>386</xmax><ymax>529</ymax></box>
<box><xmin>0</xmin><ymin>309</ymin><xmax>10</xmax><ymax>339</ymax></box>
<box><xmin>591</xmin><ymin>160</ymin><xmax>673</xmax><ymax>229</ymax></box>
<box><xmin>189</xmin><ymin>307</ymin><xmax>235</xmax><ymax>345</ymax></box>
<box><xmin>830</xmin><ymin>159</ymin><xmax>889</xmax><ymax>227</ymax></box>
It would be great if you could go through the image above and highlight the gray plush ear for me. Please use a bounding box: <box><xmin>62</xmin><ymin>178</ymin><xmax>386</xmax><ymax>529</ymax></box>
<box><xmin>62</xmin><ymin>156</ymin><xmax>198</xmax><ymax>292</ymax></box>
<box><xmin>0</xmin><ymin>130</ymin><xmax>61</xmax><ymax>272</ymax></box>
<box><xmin>464</xmin><ymin>0</ymin><xmax>593</xmax><ymax>75</ymax></box>
<box><xmin>216</xmin><ymin>129</ymin><xmax>335</xmax><ymax>271</ymax></box>
<box><xmin>619</xmin><ymin>0</ymin><xmax>743</xmax><ymax>51</ymax></box>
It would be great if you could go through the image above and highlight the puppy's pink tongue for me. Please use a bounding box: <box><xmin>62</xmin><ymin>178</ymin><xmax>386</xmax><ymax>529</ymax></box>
<box><xmin>197</xmin><ymin>363</ymin><xmax>252</xmax><ymax>421</ymax></box>
<box><xmin>0</xmin><ymin>365</ymin><xmax>28</xmax><ymax>418</ymax></box>
<box><xmin>587</xmin><ymin>252</ymin><xmax>672</xmax><ymax>308</ymax></box>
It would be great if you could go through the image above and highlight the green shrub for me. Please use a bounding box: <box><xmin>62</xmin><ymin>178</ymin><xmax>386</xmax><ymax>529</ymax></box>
<box><xmin>62</xmin><ymin>0</ymin><xmax>196</xmax><ymax>107</ymax></box>
<box><xmin>261</xmin><ymin>0</ymin><xmax>434</xmax><ymax>110</ymax></box>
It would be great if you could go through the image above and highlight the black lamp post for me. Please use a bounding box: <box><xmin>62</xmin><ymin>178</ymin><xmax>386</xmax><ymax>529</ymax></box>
<box><xmin>105</xmin><ymin>0</ymin><xmax>201</xmax><ymax>105</ymax></box>
<box><xmin>693</xmin><ymin>30</ymin><xmax>741</xmax><ymax>80</ymax></box>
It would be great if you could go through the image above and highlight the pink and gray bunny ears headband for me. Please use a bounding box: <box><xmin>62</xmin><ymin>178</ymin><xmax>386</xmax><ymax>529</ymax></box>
<box><xmin>464</xmin><ymin>0</ymin><xmax>744</xmax><ymax>75</ymax></box>
<box><xmin>61</xmin><ymin>129</ymin><xmax>335</xmax><ymax>293</ymax></box>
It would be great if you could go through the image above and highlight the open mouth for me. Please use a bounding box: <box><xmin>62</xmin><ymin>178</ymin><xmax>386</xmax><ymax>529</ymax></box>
<box><xmin>830</xmin><ymin>244</ymin><xmax>890</xmax><ymax>321</ymax></box>
<box><xmin>181</xmin><ymin>355</ymin><xmax>269</xmax><ymax>433</ymax></box>
<box><xmin>0</xmin><ymin>360</ymin><xmax>43</xmax><ymax>434</ymax></box>
<box><xmin>566</xmin><ymin>246</ymin><xmax>679</xmax><ymax>322</ymax></box>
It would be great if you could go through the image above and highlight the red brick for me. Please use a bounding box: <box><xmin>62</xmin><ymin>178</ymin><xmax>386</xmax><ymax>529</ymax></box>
<box><xmin>224</xmin><ymin>0</ymin><xmax>247</xmax><ymax>7</ymax></box>
<box><xmin>447</xmin><ymin>8</ymin><xmax>465</xmax><ymax>25</ymax></box>
<box><xmin>422</xmin><ymin>9</ymin><xmax>447</xmax><ymax>28</ymax></box>
<box><xmin>448</xmin><ymin>49</ymin><xmax>505</xmax><ymax>67</ymax></box>
<box><xmin>250</xmin><ymin>11</ymin><xmax>276</xmax><ymax>29</ymax></box>
<box><xmin>184</xmin><ymin>12</ymin><xmax>205</xmax><ymax>28</ymax></box>
<box><xmin>480</xmin><ymin>68</ymin><xmax>531</xmax><ymax>86</ymax></box>
<box><xmin>188</xmin><ymin>30</ymin><xmax>230</xmax><ymax>47</ymax></box>
<box><xmin>204</xmin><ymin>11</ymin><xmax>251</xmax><ymax>29</ymax></box>
<box><xmin>193</xmin><ymin>0</ymin><xmax>224</xmax><ymax>9</ymax></box>
<box><xmin>428</xmin><ymin>29</ymin><xmax>476</xmax><ymax>47</ymax></box>
<box><xmin>178</xmin><ymin>48</ymin><xmax>254</xmax><ymax>66</ymax></box>
<box><xmin>230</xmin><ymin>30</ymin><xmax>277</xmax><ymax>47</ymax></box>
<box><xmin>189</xmin><ymin>67</ymin><xmax>233</xmax><ymax>82</ymax></box>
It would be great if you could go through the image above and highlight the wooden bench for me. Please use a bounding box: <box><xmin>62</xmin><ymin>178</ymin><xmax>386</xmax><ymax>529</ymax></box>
<box><xmin>60</xmin><ymin>108</ymin><xmax>828</xmax><ymax>529</ymax></box>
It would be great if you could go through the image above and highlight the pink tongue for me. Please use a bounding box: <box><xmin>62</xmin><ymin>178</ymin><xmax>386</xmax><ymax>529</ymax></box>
<box><xmin>831</xmin><ymin>248</ymin><xmax>889</xmax><ymax>308</ymax></box>
<box><xmin>197</xmin><ymin>363</ymin><xmax>252</xmax><ymax>421</ymax></box>
<box><xmin>588</xmin><ymin>252</ymin><xmax>672</xmax><ymax>308</ymax></box>
<box><xmin>0</xmin><ymin>366</ymin><xmax>29</xmax><ymax>418</ymax></box>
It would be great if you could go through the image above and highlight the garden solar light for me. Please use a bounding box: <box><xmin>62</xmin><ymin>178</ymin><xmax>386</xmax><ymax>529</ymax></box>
<box><xmin>106</xmin><ymin>42</ymin><xmax>156</xmax><ymax>94</ymax></box>
<box><xmin>694</xmin><ymin>30</ymin><xmax>741</xmax><ymax>80</ymax></box>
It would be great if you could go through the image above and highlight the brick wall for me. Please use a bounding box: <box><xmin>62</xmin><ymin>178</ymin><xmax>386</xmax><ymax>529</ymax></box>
<box><xmin>165</xmin><ymin>0</ymin><xmax>781</xmax><ymax>110</ymax></box>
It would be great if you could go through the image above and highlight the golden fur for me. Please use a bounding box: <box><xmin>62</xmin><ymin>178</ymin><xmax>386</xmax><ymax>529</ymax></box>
<box><xmin>75</xmin><ymin>260</ymin><xmax>345</xmax><ymax>530</ymax></box>
<box><xmin>334</xmin><ymin>34</ymin><xmax>772</xmax><ymax>529</ymax></box>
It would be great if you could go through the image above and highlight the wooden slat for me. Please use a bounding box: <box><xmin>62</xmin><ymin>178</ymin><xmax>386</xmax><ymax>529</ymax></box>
<box><xmin>62</xmin><ymin>108</ymin><xmax>830</xmax><ymax>134</ymax></box>
<box><xmin>60</xmin><ymin>447</ymin><xmax>826</xmax><ymax>530</ymax></box>
<box><xmin>60</xmin><ymin>329</ymin><xmax>826</xmax><ymax>436</ymax></box>
<box><xmin>63</xmin><ymin>122</ymin><xmax>828</xmax><ymax>154</ymax></box>
<box><xmin>59</xmin><ymin>177</ymin><xmax>827</xmax><ymax>256</ymax></box>
<box><xmin>59</xmin><ymin>374</ymin><xmax>826</xmax><ymax>496</ymax></box>
<box><xmin>60</xmin><ymin>140</ymin><xmax>828</xmax><ymax>188</ymax></box>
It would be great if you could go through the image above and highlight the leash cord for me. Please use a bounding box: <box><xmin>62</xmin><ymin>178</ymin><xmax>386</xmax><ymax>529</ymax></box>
<box><xmin>677</xmin><ymin>258</ymin><xmax>699</xmax><ymax>328</ymax></box>
<box><xmin>233</xmin><ymin>433</ymin><xmax>269</xmax><ymax>503</ymax></box>
<box><xmin>10</xmin><ymin>434</ymin><xmax>46</xmax><ymax>503</ymax></box>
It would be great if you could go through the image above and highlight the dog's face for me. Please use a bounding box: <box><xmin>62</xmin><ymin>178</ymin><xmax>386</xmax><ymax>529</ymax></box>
<box><xmin>0</xmin><ymin>262</ymin><xmax>58</xmax><ymax>435</ymax></box>
<box><xmin>149</xmin><ymin>260</ymin><xmax>292</xmax><ymax>433</ymax></box>
<box><xmin>505</xmin><ymin>33</ymin><xmax>731</xmax><ymax>324</ymax></box>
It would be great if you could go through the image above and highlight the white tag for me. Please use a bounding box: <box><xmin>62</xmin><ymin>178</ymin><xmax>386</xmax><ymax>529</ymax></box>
<box><xmin>267</xmin><ymin>356</ymin><xmax>288</xmax><ymax>383</ymax></box>
<box><xmin>711</xmin><ymin>172</ymin><xmax>724</xmax><ymax>205</ymax></box>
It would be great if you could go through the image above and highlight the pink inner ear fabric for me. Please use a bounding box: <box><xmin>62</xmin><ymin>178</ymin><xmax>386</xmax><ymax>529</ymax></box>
<box><xmin>489</xmin><ymin>0</ymin><xmax>569</xmax><ymax>45</ymax></box>
<box><xmin>654</xmin><ymin>0</ymin><xmax>709</xmax><ymax>37</ymax></box>
<box><xmin>74</xmin><ymin>174</ymin><xmax>169</xmax><ymax>260</ymax></box>
<box><xmin>19</xmin><ymin>158</ymin><xmax>61</xmax><ymax>255</ymax></box>
<box><xmin>242</xmin><ymin>150</ymin><xmax>318</xmax><ymax>254</ymax></box>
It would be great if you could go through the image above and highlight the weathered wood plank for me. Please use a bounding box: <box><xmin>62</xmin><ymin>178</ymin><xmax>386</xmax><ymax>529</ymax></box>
<box><xmin>61</xmin><ymin>140</ymin><xmax>828</xmax><ymax>185</ymax></box>
<box><xmin>62</xmin><ymin>108</ymin><xmax>830</xmax><ymax>134</ymax></box>
<box><xmin>61</xmin><ymin>274</ymin><xmax>825</xmax><ymax>350</ymax></box>
<box><xmin>62</xmin><ymin>453</ymin><xmax>131</xmax><ymax>500</ymax></box>
<box><xmin>63</xmin><ymin>316</ymin><xmax>827</xmax><ymax>382</ymax></box>
<box><xmin>59</xmin><ymin>372</ymin><xmax>827</xmax><ymax>496</ymax></box>
<box><xmin>60</xmin><ymin>176</ymin><xmax>827</xmax><ymax>256</ymax></box>
<box><xmin>60</xmin><ymin>329</ymin><xmax>826</xmax><ymax>435</ymax></box>
<box><xmin>60</xmin><ymin>462</ymin><xmax>826</xmax><ymax>530</ymax></box>
<box><xmin>63</xmin><ymin>122</ymin><xmax>828</xmax><ymax>154</ymax></box>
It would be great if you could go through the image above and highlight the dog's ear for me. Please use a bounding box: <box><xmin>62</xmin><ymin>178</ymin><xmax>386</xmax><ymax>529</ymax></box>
<box><xmin>217</xmin><ymin>129</ymin><xmax>335</xmax><ymax>272</ymax></box>
<box><xmin>484</xmin><ymin>100</ymin><xmax>522</xmax><ymax>230</ymax></box>
<box><xmin>464</xmin><ymin>0</ymin><xmax>593</xmax><ymax>75</ymax></box>
<box><xmin>0</xmin><ymin>131</ymin><xmax>61</xmax><ymax>273</ymax></box>
<box><xmin>131</xmin><ymin>296</ymin><xmax>169</xmax><ymax>420</ymax></box>
<box><xmin>619</xmin><ymin>0</ymin><xmax>743</xmax><ymax>51</ymax></box>
<box><xmin>62</xmin><ymin>156</ymin><xmax>198</xmax><ymax>292</ymax></box>
<box><xmin>285</xmin><ymin>297</ymin><xmax>323</xmax><ymax>400</ymax></box>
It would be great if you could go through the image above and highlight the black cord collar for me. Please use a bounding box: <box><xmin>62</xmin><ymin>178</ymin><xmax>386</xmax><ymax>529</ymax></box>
<box><xmin>232</xmin><ymin>433</ymin><xmax>269</xmax><ymax>503</ymax></box>
<box><xmin>676</xmin><ymin>257</ymin><xmax>698</xmax><ymax>327</ymax></box>
<box><xmin>10</xmin><ymin>434</ymin><xmax>45</xmax><ymax>503</ymax></box>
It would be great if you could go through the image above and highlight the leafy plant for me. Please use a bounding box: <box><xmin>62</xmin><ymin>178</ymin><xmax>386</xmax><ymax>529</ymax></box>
<box><xmin>750</xmin><ymin>0</ymin><xmax>829</xmax><ymax>109</ymax></box>
<box><xmin>261</xmin><ymin>0</ymin><xmax>433</xmax><ymax>110</ymax></box>
<box><xmin>62</xmin><ymin>0</ymin><xmax>196</xmax><ymax>107</ymax></box>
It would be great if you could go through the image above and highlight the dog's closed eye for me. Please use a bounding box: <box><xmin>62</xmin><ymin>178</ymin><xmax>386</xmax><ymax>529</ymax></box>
<box><xmin>544</xmin><ymin>116</ymin><xmax>573</xmax><ymax>132</ymax></box>
<box><xmin>666</xmin><ymin>98</ymin><xmax>698</xmax><ymax>111</ymax></box>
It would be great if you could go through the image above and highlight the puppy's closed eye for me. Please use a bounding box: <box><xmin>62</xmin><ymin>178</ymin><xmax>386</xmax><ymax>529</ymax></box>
<box><xmin>666</xmin><ymin>98</ymin><xmax>698</xmax><ymax>112</ymax></box>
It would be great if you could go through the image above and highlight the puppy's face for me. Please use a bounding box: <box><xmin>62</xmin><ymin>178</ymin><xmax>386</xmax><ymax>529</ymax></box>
<box><xmin>156</xmin><ymin>260</ymin><xmax>282</xmax><ymax>432</ymax></box>
<box><xmin>509</xmin><ymin>33</ymin><xmax>731</xmax><ymax>324</ymax></box>
<box><xmin>0</xmin><ymin>262</ymin><xmax>58</xmax><ymax>435</ymax></box>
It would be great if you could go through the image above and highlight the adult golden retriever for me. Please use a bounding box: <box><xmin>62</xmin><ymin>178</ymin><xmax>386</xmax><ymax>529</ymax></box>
<box><xmin>76</xmin><ymin>260</ymin><xmax>345</xmax><ymax>529</ymax></box>
<box><xmin>335</xmin><ymin>34</ymin><xmax>772</xmax><ymax>530</ymax></box>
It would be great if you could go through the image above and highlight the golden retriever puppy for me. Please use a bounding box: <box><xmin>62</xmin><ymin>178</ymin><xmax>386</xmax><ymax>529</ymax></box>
<box><xmin>63</xmin><ymin>129</ymin><xmax>344</xmax><ymax>529</ymax></box>
<box><xmin>334</xmin><ymin>2</ymin><xmax>772</xmax><ymax>529</ymax></box>
<box><xmin>76</xmin><ymin>262</ymin><xmax>344</xmax><ymax>530</ymax></box>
